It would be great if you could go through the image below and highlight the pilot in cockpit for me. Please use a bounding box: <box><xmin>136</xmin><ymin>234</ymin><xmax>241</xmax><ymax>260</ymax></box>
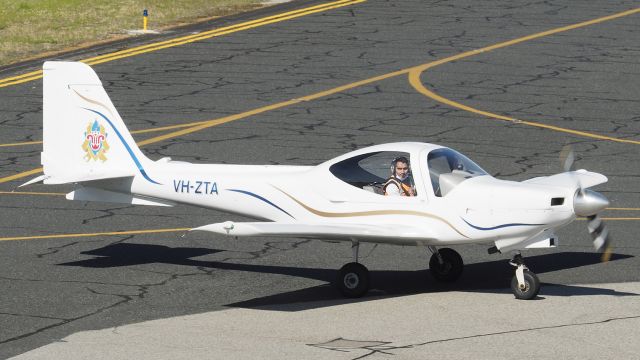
<box><xmin>383</xmin><ymin>156</ymin><xmax>416</xmax><ymax>196</ymax></box>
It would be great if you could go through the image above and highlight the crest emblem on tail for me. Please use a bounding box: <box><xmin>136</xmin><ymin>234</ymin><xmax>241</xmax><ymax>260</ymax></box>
<box><xmin>82</xmin><ymin>119</ymin><xmax>110</xmax><ymax>161</ymax></box>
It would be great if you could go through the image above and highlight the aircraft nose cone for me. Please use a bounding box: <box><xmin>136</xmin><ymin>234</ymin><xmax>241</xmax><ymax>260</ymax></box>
<box><xmin>574</xmin><ymin>189</ymin><xmax>609</xmax><ymax>217</ymax></box>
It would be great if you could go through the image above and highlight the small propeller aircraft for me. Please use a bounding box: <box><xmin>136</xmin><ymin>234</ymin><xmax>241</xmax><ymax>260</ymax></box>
<box><xmin>24</xmin><ymin>62</ymin><xmax>613</xmax><ymax>300</ymax></box>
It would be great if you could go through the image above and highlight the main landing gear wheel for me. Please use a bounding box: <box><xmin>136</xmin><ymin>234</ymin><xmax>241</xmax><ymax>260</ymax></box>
<box><xmin>337</xmin><ymin>262</ymin><xmax>370</xmax><ymax>298</ymax></box>
<box><xmin>429</xmin><ymin>248</ymin><xmax>464</xmax><ymax>282</ymax></box>
<box><xmin>510</xmin><ymin>269</ymin><xmax>540</xmax><ymax>300</ymax></box>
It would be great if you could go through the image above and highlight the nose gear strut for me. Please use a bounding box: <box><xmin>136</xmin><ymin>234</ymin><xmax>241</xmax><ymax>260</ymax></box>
<box><xmin>509</xmin><ymin>253</ymin><xmax>540</xmax><ymax>300</ymax></box>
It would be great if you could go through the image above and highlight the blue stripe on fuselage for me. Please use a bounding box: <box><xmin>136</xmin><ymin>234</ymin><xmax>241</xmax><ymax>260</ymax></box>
<box><xmin>227</xmin><ymin>189</ymin><xmax>294</xmax><ymax>219</ymax></box>
<box><xmin>462</xmin><ymin>218</ymin><xmax>544</xmax><ymax>231</ymax></box>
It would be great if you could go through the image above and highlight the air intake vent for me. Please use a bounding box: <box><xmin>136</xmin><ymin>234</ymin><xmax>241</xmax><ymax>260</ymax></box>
<box><xmin>551</xmin><ymin>197</ymin><xmax>564</xmax><ymax>206</ymax></box>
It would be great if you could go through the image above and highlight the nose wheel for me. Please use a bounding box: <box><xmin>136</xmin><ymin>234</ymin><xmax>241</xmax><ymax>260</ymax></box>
<box><xmin>509</xmin><ymin>254</ymin><xmax>540</xmax><ymax>300</ymax></box>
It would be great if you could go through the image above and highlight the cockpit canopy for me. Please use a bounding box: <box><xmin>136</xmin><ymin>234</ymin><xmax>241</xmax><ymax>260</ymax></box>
<box><xmin>427</xmin><ymin>148</ymin><xmax>487</xmax><ymax>197</ymax></box>
<box><xmin>325</xmin><ymin>143</ymin><xmax>488</xmax><ymax>198</ymax></box>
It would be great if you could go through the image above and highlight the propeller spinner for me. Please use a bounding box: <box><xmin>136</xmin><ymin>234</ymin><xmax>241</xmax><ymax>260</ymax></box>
<box><xmin>560</xmin><ymin>145</ymin><xmax>613</xmax><ymax>261</ymax></box>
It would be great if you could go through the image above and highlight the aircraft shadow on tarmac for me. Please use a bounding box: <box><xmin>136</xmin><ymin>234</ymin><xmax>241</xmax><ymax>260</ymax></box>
<box><xmin>59</xmin><ymin>243</ymin><xmax>635</xmax><ymax>311</ymax></box>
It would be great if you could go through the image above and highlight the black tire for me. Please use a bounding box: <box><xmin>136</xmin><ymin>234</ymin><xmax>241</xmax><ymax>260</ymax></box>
<box><xmin>336</xmin><ymin>262</ymin><xmax>370</xmax><ymax>298</ymax></box>
<box><xmin>429</xmin><ymin>248</ymin><xmax>464</xmax><ymax>282</ymax></box>
<box><xmin>510</xmin><ymin>269</ymin><xmax>540</xmax><ymax>300</ymax></box>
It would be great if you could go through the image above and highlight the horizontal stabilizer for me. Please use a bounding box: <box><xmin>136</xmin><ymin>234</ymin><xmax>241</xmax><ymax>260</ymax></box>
<box><xmin>191</xmin><ymin>221</ymin><xmax>427</xmax><ymax>242</ymax></box>
<box><xmin>523</xmin><ymin>170</ymin><xmax>607</xmax><ymax>189</ymax></box>
<box><xmin>67</xmin><ymin>187</ymin><xmax>175</xmax><ymax>207</ymax></box>
<box><xmin>43</xmin><ymin>171</ymin><xmax>135</xmax><ymax>185</ymax></box>
<box><xmin>19</xmin><ymin>175</ymin><xmax>49</xmax><ymax>188</ymax></box>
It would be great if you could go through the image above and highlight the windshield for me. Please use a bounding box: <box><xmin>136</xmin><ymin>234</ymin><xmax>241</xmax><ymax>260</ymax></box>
<box><xmin>427</xmin><ymin>148</ymin><xmax>488</xmax><ymax>196</ymax></box>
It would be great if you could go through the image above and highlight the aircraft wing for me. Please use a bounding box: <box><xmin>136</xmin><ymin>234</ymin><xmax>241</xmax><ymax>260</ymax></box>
<box><xmin>191</xmin><ymin>221</ymin><xmax>428</xmax><ymax>242</ymax></box>
<box><xmin>523</xmin><ymin>170</ymin><xmax>607</xmax><ymax>189</ymax></box>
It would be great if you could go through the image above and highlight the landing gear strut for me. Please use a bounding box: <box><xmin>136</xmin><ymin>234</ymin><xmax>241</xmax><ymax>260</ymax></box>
<box><xmin>509</xmin><ymin>253</ymin><xmax>540</xmax><ymax>300</ymax></box>
<box><xmin>334</xmin><ymin>244</ymin><xmax>466</xmax><ymax>298</ymax></box>
<box><xmin>336</xmin><ymin>241</ymin><xmax>370</xmax><ymax>298</ymax></box>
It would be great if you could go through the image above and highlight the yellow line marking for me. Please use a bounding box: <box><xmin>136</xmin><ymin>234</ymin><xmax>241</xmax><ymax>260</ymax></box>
<box><xmin>409</xmin><ymin>80</ymin><xmax>640</xmax><ymax>145</ymax></box>
<box><xmin>0</xmin><ymin>228</ymin><xmax>190</xmax><ymax>242</ymax></box>
<box><xmin>131</xmin><ymin>121</ymin><xmax>210</xmax><ymax>134</ymax></box>
<box><xmin>2</xmin><ymin>7</ymin><xmax>638</xmax><ymax>184</ymax></box>
<box><xmin>0</xmin><ymin>191</ymin><xmax>63</xmax><ymax>196</ymax></box>
<box><xmin>0</xmin><ymin>68</ymin><xmax>410</xmax><ymax>183</ymax></box>
<box><xmin>0</xmin><ymin>0</ymin><xmax>367</xmax><ymax>150</ymax></box>
<box><xmin>0</xmin><ymin>0</ymin><xmax>365</xmax><ymax>88</ymax></box>
<box><xmin>408</xmin><ymin>7</ymin><xmax>640</xmax><ymax>144</ymax></box>
<box><xmin>0</xmin><ymin>99</ymin><xmax>305</xmax><ymax>182</ymax></box>
<box><xmin>0</xmin><ymin>140</ymin><xmax>42</xmax><ymax>148</ymax></box>
<box><xmin>81</xmin><ymin>0</ymin><xmax>358</xmax><ymax>64</ymax></box>
<box><xmin>0</xmin><ymin>168</ymin><xmax>44</xmax><ymax>184</ymax></box>
<box><xmin>0</xmin><ymin>74</ymin><xmax>42</xmax><ymax>87</ymax></box>
<box><xmin>0</xmin><ymin>68</ymin><xmax>403</xmax><ymax>149</ymax></box>
<box><xmin>0</xmin><ymin>121</ymin><xmax>212</xmax><ymax>148</ymax></box>
<box><xmin>137</xmin><ymin>100</ymin><xmax>302</xmax><ymax>146</ymax></box>
<box><xmin>86</xmin><ymin>0</ymin><xmax>367</xmax><ymax>67</ymax></box>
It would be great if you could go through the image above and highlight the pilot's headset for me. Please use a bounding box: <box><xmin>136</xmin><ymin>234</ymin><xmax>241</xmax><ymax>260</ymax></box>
<box><xmin>390</xmin><ymin>156</ymin><xmax>410</xmax><ymax>176</ymax></box>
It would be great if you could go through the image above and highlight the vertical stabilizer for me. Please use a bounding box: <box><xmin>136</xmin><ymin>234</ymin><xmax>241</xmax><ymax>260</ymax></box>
<box><xmin>42</xmin><ymin>61</ymin><xmax>155</xmax><ymax>184</ymax></box>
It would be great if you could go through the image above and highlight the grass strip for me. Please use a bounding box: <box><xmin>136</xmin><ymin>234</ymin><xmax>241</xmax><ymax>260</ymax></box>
<box><xmin>0</xmin><ymin>0</ymin><xmax>264</xmax><ymax>66</ymax></box>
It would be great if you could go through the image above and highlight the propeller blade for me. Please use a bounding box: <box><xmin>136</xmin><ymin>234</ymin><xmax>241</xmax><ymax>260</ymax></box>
<box><xmin>560</xmin><ymin>145</ymin><xmax>576</xmax><ymax>172</ymax></box>
<box><xmin>560</xmin><ymin>145</ymin><xmax>584</xmax><ymax>195</ymax></box>
<box><xmin>587</xmin><ymin>214</ymin><xmax>612</xmax><ymax>262</ymax></box>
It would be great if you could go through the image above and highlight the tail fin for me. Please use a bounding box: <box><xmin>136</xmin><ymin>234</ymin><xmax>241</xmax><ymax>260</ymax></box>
<box><xmin>42</xmin><ymin>61</ymin><xmax>157</xmax><ymax>184</ymax></box>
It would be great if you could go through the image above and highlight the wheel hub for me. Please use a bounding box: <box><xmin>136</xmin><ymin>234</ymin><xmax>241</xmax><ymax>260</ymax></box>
<box><xmin>344</xmin><ymin>272</ymin><xmax>359</xmax><ymax>289</ymax></box>
<box><xmin>519</xmin><ymin>282</ymin><xmax>529</xmax><ymax>291</ymax></box>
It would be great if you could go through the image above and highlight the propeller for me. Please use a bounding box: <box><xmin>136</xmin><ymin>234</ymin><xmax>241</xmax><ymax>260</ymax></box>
<box><xmin>560</xmin><ymin>145</ymin><xmax>612</xmax><ymax>262</ymax></box>
<box><xmin>559</xmin><ymin>145</ymin><xmax>576</xmax><ymax>173</ymax></box>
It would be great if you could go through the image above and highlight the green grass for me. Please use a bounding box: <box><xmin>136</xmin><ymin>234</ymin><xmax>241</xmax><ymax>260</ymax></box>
<box><xmin>0</xmin><ymin>0</ymin><xmax>265</xmax><ymax>66</ymax></box>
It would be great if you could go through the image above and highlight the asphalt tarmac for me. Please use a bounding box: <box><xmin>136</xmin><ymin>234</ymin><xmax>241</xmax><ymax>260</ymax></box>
<box><xmin>10</xmin><ymin>281</ymin><xmax>640</xmax><ymax>359</ymax></box>
<box><xmin>0</xmin><ymin>0</ymin><xmax>639</xmax><ymax>358</ymax></box>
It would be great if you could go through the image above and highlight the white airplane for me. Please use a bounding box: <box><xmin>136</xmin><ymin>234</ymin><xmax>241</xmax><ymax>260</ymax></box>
<box><xmin>24</xmin><ymin>61</ymin><xmax>612</xmax><ymax>300</ymax></box>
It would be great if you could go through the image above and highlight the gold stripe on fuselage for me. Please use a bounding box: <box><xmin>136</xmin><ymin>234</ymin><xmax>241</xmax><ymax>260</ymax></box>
<box><xmin>273</xmin><ymin>186</ymin><xmax>470</xmax><ymax>238</ymax></box>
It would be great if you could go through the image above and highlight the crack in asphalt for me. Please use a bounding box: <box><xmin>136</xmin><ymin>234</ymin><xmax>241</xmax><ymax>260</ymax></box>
<box><xmin>79</xmin><ymin>204</ymin><xmax>134</xmax><ymax>226</ymax></box>
<box><xmin>148</xmin><ymin>134</ymin><xmax>260</xmax><ymax>161</ymax></box>
<box><xmin>0</xmin><ymin>312</ymin><xmax>69</xmax><ymax>321</ymax></box>
<box><xmin>309</xmin><ymin>314</ymin><xmax>640</xmax><ymax>359</ymax></box>
<box><xmin>0</xmin><ymin>294</ymin><xmax>131</xmax><ymax>346</ymax></box>
<box><xmin>0</xmin><ymin>236</ymin><xmax>313</xmax><ymax>347</ymax></box>
<box><xmin>36</xmin><ymin>241</ymin><xmax>80</xmax><ymax>259</ymax></box>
